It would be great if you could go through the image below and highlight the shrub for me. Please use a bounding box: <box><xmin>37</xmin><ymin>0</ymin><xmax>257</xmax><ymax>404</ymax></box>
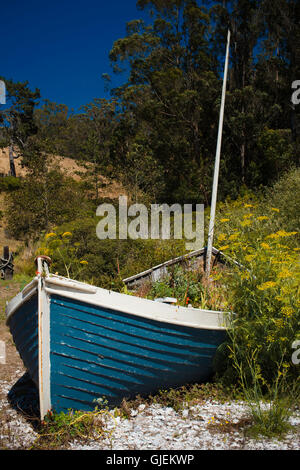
<box><xmin>37</xmin><ymin>216</ymin><xmax>186</xmax><ymax>289</ymax></box>
<box><xmin>0</xmin><ymin>176</ymin><xmax>21</xmax><ymax>192</ymax></box>
<box><xmin>212</xmin><ymin>195</ymin><xmax>299</xmax><ymax>388</ymax></box>
<box><xmin>5</xmin><ymin>171</ymin><xmax>92</xmax><ymax>240</ymax></box>
<box><xmin>264</xmin><ymin>166</ymin><xmax>300</xmax><ymax>233</ymax></box>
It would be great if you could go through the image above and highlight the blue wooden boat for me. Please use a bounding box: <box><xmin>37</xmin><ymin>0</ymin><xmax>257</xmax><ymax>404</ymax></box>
<box><xmin>6</xmin><ymin>256</ymin><xmax>227</xmax><ymax>419</ymax></box>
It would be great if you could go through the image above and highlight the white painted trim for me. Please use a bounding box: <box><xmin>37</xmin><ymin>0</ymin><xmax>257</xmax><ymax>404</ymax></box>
<box><xmin>44</xmin><ymin>275</ymin><xmax>228</xmax><ymax>331</ymax></box>
<box><xmin>46</xmin><ymin>276</ymin><xmax>97</xmax><ymax>293</ymax></box>
<box><xmin>5</xmin><ymin>280</ymin><xmax>38</xmax><ymax>323</ymax></box>
<box><xmin>37</xmin><ymin>259</ymin><xmax>51</xmax><ymax>420</ymax></box>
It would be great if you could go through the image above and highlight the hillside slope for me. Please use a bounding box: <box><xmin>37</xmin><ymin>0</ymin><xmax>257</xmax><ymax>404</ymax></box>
<box><xmin>0</xmin><ymin>147</ymin><xmax>123</xmax><ymax>193</ymax></box>
<box><xmin>0</xmin><ymin>148</ymin><xmax>124</xmax><ymax>255</ymax></box>
<box><xmin>1</xmin><ymin>147</ymin><xmax>91</xmax><ymax>180</ymax></box>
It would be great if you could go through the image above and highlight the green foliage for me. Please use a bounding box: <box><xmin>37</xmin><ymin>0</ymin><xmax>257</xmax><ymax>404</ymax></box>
<box><xmin>1</xmin><ymin>1</ymin><xmax>299</xmax><ymax>204</ymax></box>
<box><xmin>257</xmin><ymin>129</ymin><xmax>294</xmax><ymax>183</ymax></box>
<box><xmin>0</xmin><ymin>78</ymin><xmax>40</xmax><ymax>149</ymax></box>
<box><xmin>148</xmin><ymin>382</ymin><xmax>234</xmax><ymax>412</ymax></box>
<box><xmin>265</xmin><ymin>166</ymin><xmax>300</xmax><ymax>233</ymax></box>
<box><xmin>33</xmin><ymin>408</ymin><xmax>114</xmax><ymax>449</ymax></box>
<box><xmin>39</xmin><ymin>230</ymin><xmax>91</xmax><ymax>280</ymax></box>
<box><xmin>0</xmin><ymin>77</ymin><xmax>40</xmax><ymax>177</ymax></box>
<box><xmin>148</xmin><ymin>265</ymin><xmax>226</xmax><ymax>310</ymax></box>
<box><xmin>228</xmin><ymin>344</ymin><xmax>297</xmax><ymax>438</ymax></box>
<box><xmin>0</xmin><ymin>176</ymin><xmax>21</xmax><ymax>192</ymax></box>
<box><xmin>0</xmin><ymin>3</ymin><xmax>299</xmax><ymax>439</ymax></box>
<box><xmin>118</xmin><ymin>382</ymin><xmax>237</xmax><ymax>417</ymax></box>
<box><xmin>210</xmin><ymin>194</ymin><xmax>299</xmax><ymax>389</ymax></box>
<box><xmin>5</xmin><ymin>171</ymin><xmax>91</xmax><ymax>241</ymax></box>
<box><xmin>108</xmin><ymin>1</ymin><xmax>221</xmax><ymax>204</ymax></box>
<box><xmin>118</xmin><ymin>142</ymin><xmax>165</xmax><ymax>203</ymax></box>
<box><xmin>37</xmin><ymin>215</ymin><xmax>187</xmax><ymax>289</ymax></box>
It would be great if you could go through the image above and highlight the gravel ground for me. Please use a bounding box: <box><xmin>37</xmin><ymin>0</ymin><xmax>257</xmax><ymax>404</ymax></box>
<box><xmin>0</xmin><ymin>370</ymin><xmax>299</xmax><ymax>451</ymax></box>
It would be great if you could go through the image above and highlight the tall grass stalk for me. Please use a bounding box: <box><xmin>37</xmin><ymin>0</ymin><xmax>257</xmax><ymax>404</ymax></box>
<box><xmin>228</xmin><ymin>332</ymin><xmax>298</xmax><ymax>438</ymax></box>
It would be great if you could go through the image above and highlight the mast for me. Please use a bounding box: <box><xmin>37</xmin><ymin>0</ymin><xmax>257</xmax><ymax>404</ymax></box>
<box><xmin>206</xmin><ymin>29</ymin><xmax>230</xmax><ymax>278</ymax></box>
<box><xmin>0</xmin><ymin>80</ymin><xmax>6</xmax><ymax>104</ymax></box>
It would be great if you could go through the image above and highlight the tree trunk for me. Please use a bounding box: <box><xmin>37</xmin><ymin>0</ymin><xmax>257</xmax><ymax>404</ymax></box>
<box><xmin>9</xmin><ymin>145</ymin><xmax>16</xmax><ymax>177</ymax></box>
<box><xmin>241</xmin><ymin>141</ymin><xmax>245</xmax><ymax>184</ymax></box>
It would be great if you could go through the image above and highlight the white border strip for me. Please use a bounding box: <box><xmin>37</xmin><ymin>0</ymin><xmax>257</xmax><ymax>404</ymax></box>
<box><xmin>5</xmin><ymin>281</ymin><xmax>38</xmax><ymax>323</ymax></box>
<box><xmin>37</xmin><ymin>259</ymin><xmax>51</xmax><ymax>420</ymax></box>
<box><xmin>45</xmin><ymin>277</ymin><xmax>228</xmax><ymax>331</ymax></box>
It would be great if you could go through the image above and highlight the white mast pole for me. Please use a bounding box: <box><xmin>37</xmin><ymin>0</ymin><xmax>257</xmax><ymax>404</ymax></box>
<box><xmin>0</xmin><ymin>80</ymin><xmax>6</xmax><ymax>104</ymax></box>
<box><xmin>206</xmin><ymin>29</ymin><xmax>230</xmax><ymax>278</ymax></box>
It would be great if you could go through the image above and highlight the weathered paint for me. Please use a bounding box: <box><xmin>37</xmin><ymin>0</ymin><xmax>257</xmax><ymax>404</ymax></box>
<box><xmin>123</xmin><ymin>247</ymin><xmax>221</xmax><ymax>290</ymax></box>
<box><xmin>49</xmin><ymin>294</ymin><xmax>226</xmax><ymax>413</ymax></box>
<box><xmin>6</xmin><ymin>294</ymin><xmax>39</xmax><ymax>386</ymax></box>
<box><xmin>6</xmin><ymin>273</ymin><xmax>228</xmax><ymax>418</ymax></box>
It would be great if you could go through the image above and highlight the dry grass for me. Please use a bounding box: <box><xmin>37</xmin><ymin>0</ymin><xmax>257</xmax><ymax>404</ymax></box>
<box><xmin>0</xmin><ymin>148</ymin><xmax>124</xmax><ymax>199</ymax></box>
<box><xmin>0</xmin><ymin>147</ymin><xmax>88</xmax><ymax>179</ymax></box>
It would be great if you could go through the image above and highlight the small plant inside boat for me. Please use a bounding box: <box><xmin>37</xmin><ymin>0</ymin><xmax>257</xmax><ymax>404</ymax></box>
<box><xmin>132</xmin><ymin>264</ymin><xmax>229</xmax><ymax>311</ymax></box>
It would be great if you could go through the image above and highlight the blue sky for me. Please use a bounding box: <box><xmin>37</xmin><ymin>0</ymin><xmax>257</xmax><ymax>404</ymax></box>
<box><xmin>1</xmin><ymin>0</ymin><xmax>148</xmax><ymax>111</ymax></box>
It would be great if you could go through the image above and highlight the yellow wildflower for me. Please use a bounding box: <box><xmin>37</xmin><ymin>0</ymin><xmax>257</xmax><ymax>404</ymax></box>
<box><xmin>244</xmin><ymin>204</ymin><xmax>253</xmax><ymax>208</ymax></box>
<box><xmin>243</xmin><ymin>213</ymin><xmax>254</xmax><ymax>219</ymax></box>
<box><xmin>266</xmin><ymin>333</ymin><xmax>275</xmax><ymax>343</ymax></box>
<box><xmin>266</xmin><ymin>233</ymin><xmax>278</xmax><ymax>239</ymax></box>
<box><xmin>278</xmin><ymin>269</ymin><xmax>292</xmax><ymax>279</ymax></box>
<box><xmin>241</xmin><ymin>220</ymin><xmax>252</xmax><ymax>227</ymax></box>
<box><xmin>245</xmin><ymin>254</ymin><xmax>255</xmax><ymax>262</ymax></box>
<box><xmin>45</xmin><ymin>232</ymin><xmax>56</xmax><ymax>240</ymax></box>
<box><xmin>219</xmin><ymin>245</ymin><xmax>229</xmax><ymax>251</ymax></box>
<box><xmin>276</xmin><ymin>231</ymin><xmax>286</xmax><ymax>237</ymax></box>
<box><xmin>220</xmin><ymin>218</ymin><xmax>230</xmax><ymax>223</ymax></box>
<box><xmin>280</xmin><ymin>337</ymin><xmax>288</xmax><ymax>343</ymax></box>
<box><xmin>62</xmin><ymin>231</ymin><xmax>72</xmax><ymax>237</ymax></box>
<box><xmin>274</xmin><ymin>318</ymin><xmax>285</xmax><ymax>329</ymax></box>
<box><xmin>241</xmin><ymin>271</ymin><xmax>251</xmax><ymax>280</ymax></box>
<box><xmin>257</xmin><ymin>216</ymin><xmax>269</xmax><ymax>221</ymax></box>
<box><xmin>218</xmin><ymin>233</ymin><xmax>227</xmax><ymax>242</ymax></box>
<box><xmin>260</xmin><ymin>242</ymin><xmax>271</xmax><ymax>249</ymax></box>
<box><xmin>287</xmin><ymin>231</ymin><xmax>298</xmax><ymax>236</ymax></box>
<box><xmin>281</xmin><ymin>306</ymin><xmax>293</xmax><ymax>318</ymax></box>
<box><xmin>257</xmin><ymin>281</ymin><xmax>277</xmax><ymax>290</ymax></box>
<box><xmin>280</xmin><ymin>286</ymin><xmax>294</xmax><ymax>296</ymax></box>
<box><xmin>228</xmin><ymin>233</ymin><xmax>239</xmax><ymax>241</ymax></box>
<box><xmin>271</xmin><ymin>208</ymin><xmax>280</xmax><ymax>212</ymax></box>
<box><xmin>80</xmin><ymin>260</ymin><xmax>88</xmax><ymax>265</ymax></box>
<box><xmin>276</xmin><ymin>230</ymin><xmax>297</xmax><ymax>237</ymax></box>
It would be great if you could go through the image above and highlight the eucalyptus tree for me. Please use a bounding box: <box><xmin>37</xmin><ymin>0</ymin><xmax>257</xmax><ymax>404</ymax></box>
<box><xmin>205</xmin><ymin>0</ymin><xmax>298</xmax><ymax>187</ymax></box>
<box><xmin>109</xmin><ymin>0</ymin><xmax>221</xmax><ymax>204</ymax></box>
<box><xmin>74</xmin><ymin>99</ymin><xmax>118</xmax><ymax>200</ymax></box>
<box><xmin>258</xmin><ymin>0</ymin><xmax>300</xmax><ymax>158</ymax></box>
<box><xmin>0</xmin><ymin>78</ymin><xmax>40</xmax><ymax>176</ymax></box>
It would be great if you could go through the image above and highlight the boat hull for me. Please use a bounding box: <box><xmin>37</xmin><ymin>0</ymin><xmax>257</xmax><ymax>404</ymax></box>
<box><xmin>7</xmin><ymin>294</ymin><xmax>39</xmax><ymax>387</ymax></box>
<box><xmin>6</xmin><ymin>274</ymin><xmax>227</xmax><ymax>417</ymax></box>
<box><xmin>49</xmin><ymin>293</ymin><xmax>226</xmax><ymax>412</ymax></box>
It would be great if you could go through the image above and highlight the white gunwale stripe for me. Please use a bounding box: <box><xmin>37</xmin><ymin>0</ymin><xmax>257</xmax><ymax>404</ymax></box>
<box><xmin>44</xmin><ymin>275</ymin><xmax>228</xmax><ymax>331</ymax></box>
<box><xmin>37</xmin><ymin>259</ymin><xmax>51</xmax><ymax>420</ymax></box>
